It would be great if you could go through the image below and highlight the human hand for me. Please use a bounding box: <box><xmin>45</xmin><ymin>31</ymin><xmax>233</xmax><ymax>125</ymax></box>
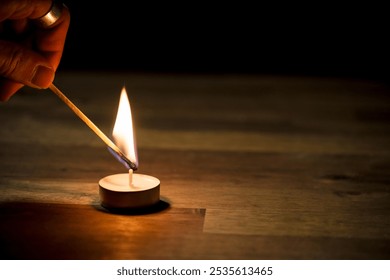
<box><xmin>0</xmin><ymin>0</ymin><xmax>70</xmax><ymax>101</ymax></box>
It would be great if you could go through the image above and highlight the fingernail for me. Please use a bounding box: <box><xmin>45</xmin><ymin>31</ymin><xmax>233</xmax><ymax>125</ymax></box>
<box><xmin>30</xmin><ymin>65</ymin><xmax>55</xmax><ymax>88</ymax></box>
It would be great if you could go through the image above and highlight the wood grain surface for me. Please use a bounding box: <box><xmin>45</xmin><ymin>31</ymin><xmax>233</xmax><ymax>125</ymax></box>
<box><xmin>0</xmin><ymin>72</ymin><xmax>389</xmax><ymax>259</ymax></box>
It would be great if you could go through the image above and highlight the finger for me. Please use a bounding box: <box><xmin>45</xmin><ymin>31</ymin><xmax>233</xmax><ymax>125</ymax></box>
<box><xmin>2</xmin><ymin>18</ymin><xmax>29</xmax><ymax>36</ymax></box>
<box><xmin>0</xmin><ymin>0</ymin><xmax>53</xmax><ymax>21</ymax></box>
<box><xmin>0</xmin><ymin>78</ymin><xmax>23</xmax><ymax>102</ymax></box>
<box><xmin>0</xmin><ymin>40</ymin><xmax>55</xmax><ymax>88</ymax></box>
<box><xmin>35</xmin><ymin>6</ymin><xmax>70</xmax><ymax>70</ymax></box>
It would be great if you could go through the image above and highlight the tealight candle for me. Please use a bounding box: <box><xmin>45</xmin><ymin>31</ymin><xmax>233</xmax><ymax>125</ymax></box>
<box><xmin>99</xmin><ymin>169</ymin><xmax>160</xmax><ymax>209</ymax></box>
<box><xmin>97</xmin><ymin>85</ymin><xmax>161</xmax><ymax>210</ymax></box>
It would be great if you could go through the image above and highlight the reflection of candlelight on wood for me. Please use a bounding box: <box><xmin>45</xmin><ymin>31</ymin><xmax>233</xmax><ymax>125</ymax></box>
<box><xmin>99</xmin><ymin>86</ymin><xmax>160</xmax><ymax>210</ymax></box>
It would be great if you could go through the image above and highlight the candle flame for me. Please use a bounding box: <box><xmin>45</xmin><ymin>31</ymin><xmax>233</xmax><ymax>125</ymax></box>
<box><xmin>112</xmin><ymin>86</ymin><xmax>138</xmax><ymax>169</ymax></box>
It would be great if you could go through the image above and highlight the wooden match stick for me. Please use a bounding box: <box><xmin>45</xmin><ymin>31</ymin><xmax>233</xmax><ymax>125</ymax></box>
<box><xmin>49</xmin><ymin>83</ymin><xmax>136</xmax><ymax>170</ymax></box>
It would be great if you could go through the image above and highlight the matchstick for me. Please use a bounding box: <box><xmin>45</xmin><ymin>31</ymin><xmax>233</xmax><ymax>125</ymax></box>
<box><xmin>49</xmin><ymin>83</ymin><xmax>137</xmax><ymax>170</ymax></box>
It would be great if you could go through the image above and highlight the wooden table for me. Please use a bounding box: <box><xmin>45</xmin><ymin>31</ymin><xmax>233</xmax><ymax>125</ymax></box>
<box><xmin>0</xmin><ymin>72</ymin><xmax>389</xmax><ymax>259</ymax></box>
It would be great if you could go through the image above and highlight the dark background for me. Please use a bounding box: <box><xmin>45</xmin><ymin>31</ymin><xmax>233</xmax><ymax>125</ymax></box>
<box><xmin>60</xmin><ymin>1</ymin><xmax>388</xmax><ymax>82</ymax></box>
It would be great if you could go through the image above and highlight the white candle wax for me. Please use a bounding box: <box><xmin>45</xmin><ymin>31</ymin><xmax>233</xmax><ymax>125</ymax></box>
<box><xmin>99</xmin><ymin>172</ymin><xmax>160</xmax><ymax>209</ymax></box>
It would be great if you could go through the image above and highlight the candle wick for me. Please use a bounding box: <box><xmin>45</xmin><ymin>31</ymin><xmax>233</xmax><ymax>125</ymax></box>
<box><xmin>128</xmin><ymin>168</ymin><xmax>133</xmax><ymax>187</ymax></box>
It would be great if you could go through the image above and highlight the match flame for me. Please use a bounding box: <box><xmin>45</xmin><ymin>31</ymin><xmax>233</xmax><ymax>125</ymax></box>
<box><xmin>112</xmin><ymin>86</ymin><xmax>138</xmax><ymax>169</ymax></box>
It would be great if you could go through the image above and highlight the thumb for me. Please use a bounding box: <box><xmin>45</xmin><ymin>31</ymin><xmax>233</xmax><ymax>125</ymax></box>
<box><xmin>0</xmin><ymin>40</ymin><xmax>55</xmax><ymax>89</ymax></box>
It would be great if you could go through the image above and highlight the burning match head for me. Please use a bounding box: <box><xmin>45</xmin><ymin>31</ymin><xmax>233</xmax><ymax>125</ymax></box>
<box><xmin>121</xmin><ymin>154</ymin><xmax>138</xmax><ymax>171</ymax></box>
<box><xmin>108</xmin><ymin>147</ymin><xmax>138</xmax><ymax>171</ymax></box>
